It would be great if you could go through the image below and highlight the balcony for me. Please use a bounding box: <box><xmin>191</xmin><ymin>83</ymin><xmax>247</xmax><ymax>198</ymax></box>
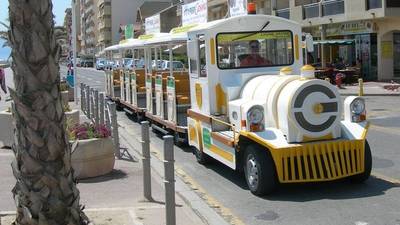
<box><xmin>322</xmin><ymin>0</ymin><xmax>344</xmax><ymax>16</ymax></box>
<box><xmin>98</xmin><ymin>31</ymin><xmax>112</xmax><ymax>42</ymax></box>
<box><xmin>276</xmin><ymin>8</ymin><xmax>290</xmax><ymax>19</ymax></box>
<box><xmin>303</xmin><ymin>2</ymin><xmax>320</xmax><ymax>19</ymax></box>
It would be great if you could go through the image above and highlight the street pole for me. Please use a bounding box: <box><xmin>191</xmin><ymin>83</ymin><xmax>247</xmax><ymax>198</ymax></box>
<box><xmin>72</xmin><ymin>0</ymin><xmax>78</xmax><ymax>105</ymax></box>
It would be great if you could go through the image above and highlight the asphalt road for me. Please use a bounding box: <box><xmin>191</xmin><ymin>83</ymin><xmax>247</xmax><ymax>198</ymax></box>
<box><xmin>63</xmin><ymin>67</ymin><xmax>400</xmax><ymax>224</ymax></box>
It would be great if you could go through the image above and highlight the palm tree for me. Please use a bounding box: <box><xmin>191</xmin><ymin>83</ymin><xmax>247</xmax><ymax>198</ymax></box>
<box><xmin>8</xmin><ymin>1</ymin><xmax>88</xmax><ymax>224</ymax></box>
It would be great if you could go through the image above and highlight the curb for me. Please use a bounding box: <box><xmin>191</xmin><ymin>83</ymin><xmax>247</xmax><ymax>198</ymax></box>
<box><xmin>117</xmin><ymin>120</ymin><xmax>233</xmax><ymax>225</ymax></box>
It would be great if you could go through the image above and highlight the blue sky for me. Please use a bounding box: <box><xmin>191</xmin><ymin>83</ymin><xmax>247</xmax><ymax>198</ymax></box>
<box><xmin>0</xmin><ymin>0</ymin><xmax>71</xmax><ymax>59</ymax></box>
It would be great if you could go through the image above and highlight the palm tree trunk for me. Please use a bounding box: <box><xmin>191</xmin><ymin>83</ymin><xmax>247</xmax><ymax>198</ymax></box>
<box><xmin>8</xmin><ymin>1</ymin><xmax>88</xmax><ymax>224</ymax></box>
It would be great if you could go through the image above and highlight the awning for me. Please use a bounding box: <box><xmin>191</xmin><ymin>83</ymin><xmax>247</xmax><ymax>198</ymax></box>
<box><xmin>313</xmin><ymin>39</ymin><xmax>355</xmax><ymax>45</ymax></box>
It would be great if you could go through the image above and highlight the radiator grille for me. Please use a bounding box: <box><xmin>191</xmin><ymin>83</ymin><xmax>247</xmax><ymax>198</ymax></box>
<box><xmin>272</xmin><ymin>140</ymin><xmax>365</xmax><ymax>183</ymax></box>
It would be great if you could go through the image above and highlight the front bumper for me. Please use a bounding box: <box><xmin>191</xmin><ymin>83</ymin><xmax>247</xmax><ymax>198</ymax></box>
<box><xmin>270</xmin><ymin>139</ymin><xmax>365</xmax><ymax>183</ymax></box>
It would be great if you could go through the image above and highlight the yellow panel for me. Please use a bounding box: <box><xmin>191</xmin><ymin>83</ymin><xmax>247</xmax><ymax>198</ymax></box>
<box><xmin>308</xmin><ymin>145</ymin><xmax>317</xmax><ymax>179</ymax></box>
<box><xmin>290</xmin><ymin>149</ymin><xmax>295</xmax><ymax>180</ymax></box>
<box><xmin>350</xmin><ymin>142</ymin><xmax>356</xmax><ymax>173</ymax></box>
<box><xmin>303</xmin><ymin>146</ymin><xmax>311</xmax><ymax>180</ymax></box>
<box><xmin>294</xmin><ymin>34</ymin><xmax>300</xmax><ymax>61</ymax></box>
<box><xmin>345</xmin><ymin>142</ymin><xmax>352</xmax><ymax>173</ymax></box>
<box><xmin>215</xmin><ymin>83</ymin><xmax>227</xmax><ymax>115</ymax></box>
<box><xmin>296</xmin><ymin>147</ymin><xmax>303</xmax><ymax>180</ymax></box>
<box><xmin>321</xmin><ymin>144</ymin><xmax>332</xmax><ymax>179</ymax></box>
<box><xmin>361</xmin><ymin>122</ymin><xmax>370</xmax><ymax>139</ymax></box>
<box><xmin>189</xmin><ymin>125</ymin><xmax>197</xmax><ymax>143</ymax></box>
<box><xmin>333</xmin><ymin>145</ymin><xmax>342</xmax><ymax>177</ymax></box>
<box><xmin>326</xmin><ymin>143</ymin><xmax>337</xmax><ymax>177</ymax></box>
<box><xmin>361</xmin><ymin>141</ymin><xmax>365</xmax><ymax>171</ymax></box>
<box><xmin>283</xmin><ymin>150</ymin><xmax>289</xmax><ymax>181</ymax></box>
<box><xmin>209</xmin><ymin>145</ymin><xmax>233</xmax><ymax>162</ymax></box>
<box><xmin>210</xmin><ymin>38</ymin><xmax>216</xmax><ymax>65</ymax></box>
<box><xmin>195</xmin><ymin>83</ymin><xmax>202</xmax><ymax>109</ymax></box>
<box><xmin>356</xmin><ymin>141</ymin><xmax>361</xmax><ymax>172</ymax></box>
<box><xmin>339</xmin><ymin>142</ymin><xmax>347</xmax><ymax>175</ymax></box>
<box><xmin>315</xmin><ymin>145</ymin><xmax>324</xmax><ymax>179</ymax></box>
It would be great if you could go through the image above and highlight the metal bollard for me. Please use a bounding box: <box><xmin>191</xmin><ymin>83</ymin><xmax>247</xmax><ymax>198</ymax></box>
<box><xmin>80</xmin><ymin>83</ymin><xmax>85</xmax><ymax>112</ymax></box>
<box><xmin>94</xmin><ymin>90</ymin><xmax>99</xmax><ymax>126</ymax></box>
<box><xmin>108</xmin><ymin>102</ymin><xmax>120</xmax><ymax>159</ymax></box>
<box><xmin>358</xmin><ymin>78</ymin><xmax>364</xmax><ymax>96</ymax></box>
<box><xmin>141</xmin><ymin>121</ymin><xmax>152</xmax><ymax>201</ymax></box>
<box><xmin>163</xmin><ymin>135</ymin><xmax>176</xmax><ymax>225</ymax></box>
<box><xmin>105</xmin><ymin>105</ymin><xmax>111</xmax><ymax>131</ymax></box>
<box><xmin>90</xmin><ymin>88</ymin><xmax>95</xmax><ymax>120</ymax></box>
<box><xmin>86</xmin><ymin>85</ymin><xmax>90</xmax><ymax>118</ymax></box>
<box><xmin>325</xmin><ymin>77</ymin><xmax>331</xmax><ymax>84</ymax></box>
<box><xmin>99</xmin><ymin>92</ymin><xmax>105</xmax><ymax>125</ymax></box>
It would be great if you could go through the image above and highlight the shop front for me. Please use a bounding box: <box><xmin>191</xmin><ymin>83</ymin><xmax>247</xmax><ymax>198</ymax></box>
<box><xmin>377</xmin><ymin>17</ymin><xmax>400</xmax><ymax>81</ymax></box>
<box><xmin>305</xmin><ymin>20</ymin><xmax>379</xmax><ymax>81</ymax></box>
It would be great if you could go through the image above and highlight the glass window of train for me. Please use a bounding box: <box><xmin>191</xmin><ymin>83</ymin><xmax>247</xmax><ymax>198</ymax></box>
<box><xmin>198</xmin><ymin>36</ymin><xmax>207</xmax><ymax>77</ymax></box>
<box><xmin>216</xmin><ymin>30</ymin><xmax>294</xmax><ymax>69</ymax></box>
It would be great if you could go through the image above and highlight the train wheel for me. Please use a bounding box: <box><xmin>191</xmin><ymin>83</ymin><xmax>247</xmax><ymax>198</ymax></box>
<box><xmin>193</xmin><ymin>147</ymin><xmax>210</xmax><ymax>165</ymax></box>
<box><xmin>243</xmin><ymin>145</ymin><xmax>278</xmax><ymax>196</ymax></box>
<box><xmin>350</xmin><ymin>140</ymin><xmax>372</xmax><ymax>183</ymax></box>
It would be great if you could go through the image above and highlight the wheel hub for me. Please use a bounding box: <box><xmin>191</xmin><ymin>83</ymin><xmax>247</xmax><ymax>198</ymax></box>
<box><xmin>247</xmin><ymin>156</ymin><xmax>259</xmax><ymax>189</ymax></box>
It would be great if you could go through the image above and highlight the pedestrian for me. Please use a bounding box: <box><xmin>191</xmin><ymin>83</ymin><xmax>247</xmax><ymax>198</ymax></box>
<box><xmin>0</xmin><ymin>65</ymin><xmax>7</xmax><ymax>101</ymax></box>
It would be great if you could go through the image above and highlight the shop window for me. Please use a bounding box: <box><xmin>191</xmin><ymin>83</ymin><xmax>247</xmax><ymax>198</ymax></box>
<box><xmin>366</xmin><ymin>0</ymin><xmax>382</xmax><ymax>9</ymax></box>
<box><xmin>387</xmin><ymin>0</ymin><xmax>400</xmax><ymax>7</ymax></box>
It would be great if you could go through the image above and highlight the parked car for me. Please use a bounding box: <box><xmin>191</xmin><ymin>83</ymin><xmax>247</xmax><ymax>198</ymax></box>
<box><xmin>161</xmin><ymin>60</ymin><xmax>185</xmax><ymax>71</ymax></box>
<box><xmin>96</xmin><ymin>59</ymin><xmax>106</xmax><ymax>70</ymax></box>
<box><xmin>81</xmin><ymin>60</ymin><xmax>94</xmax><ymax>67</ymax></box>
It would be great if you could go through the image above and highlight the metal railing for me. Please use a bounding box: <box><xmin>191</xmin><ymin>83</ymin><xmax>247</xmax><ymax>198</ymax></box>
<box><xmin>322</xmin><ymin>0</ymin><xmax>345</xmax><ymax>16</ymax></box>
<box><xmin>276</xmin><ymin>8</ymin><xmax>290</xmax><ymax>19</ymax></box>
<box><xmin>303</xmin><ymin>2</ymin><xmax>320</xmax><ymax>19</ymax></box>
<box><xmin>81</xmin><ymin>83</ymin><xmax>120</xmax><ymax>158</ymax></box>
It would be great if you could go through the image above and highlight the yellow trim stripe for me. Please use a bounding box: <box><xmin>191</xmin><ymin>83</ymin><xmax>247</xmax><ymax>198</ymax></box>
<box><xmin>210</xmin><ymin>38</ymin><xmax>216</xmax><ymax>65</ymax></box>
<box><xmin>294</xmin><ymin>34</ymin><xmax>299</xmax><ymax>61</ymax></box>
<box><xmin>209</xmin><ymin>145</ymin><xmax>233</xmax><ymax>162</ymax></box>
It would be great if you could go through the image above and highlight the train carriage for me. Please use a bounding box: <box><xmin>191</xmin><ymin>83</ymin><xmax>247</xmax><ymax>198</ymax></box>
<box><xmin>185</xmin><ymin>15</ymin><xmax>371</xmax><ymax>195</ymax></box>
<box><xmin>103</xmin><ymin>14</ymin><xmax>372</xmax><ymax>196</ymax></box>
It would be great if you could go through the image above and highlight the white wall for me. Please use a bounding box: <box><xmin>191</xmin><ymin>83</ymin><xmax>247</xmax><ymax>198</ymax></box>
<box><xmin>377</xmin><ymin>18</ymin><xmax>400</xmax><ymax>80</ymax></box>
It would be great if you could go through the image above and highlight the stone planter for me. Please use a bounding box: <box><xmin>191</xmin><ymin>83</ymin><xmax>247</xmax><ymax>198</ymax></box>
<box><xmin>65</xmin><ymin>109</ymin><xmax>80</xmax><ymax>126</ymax></box>
<box><xmin>0</xmin><ymin>110</ymin><xmax>13</xmax><ymax>147</ymax></box>
<box><xmin>68</xmin><ymin>87</ymin><xmax>75</xmax><ymax>101</ymax></box>
<box><xmin>71</xmin><ymin>137</ymin><xmax>115</xmax><ymax>179</ymax></box>
<box><xmin>61</xmin><ymin>91</ymin><xmax>69</xmax><ymax>106</ymax></box>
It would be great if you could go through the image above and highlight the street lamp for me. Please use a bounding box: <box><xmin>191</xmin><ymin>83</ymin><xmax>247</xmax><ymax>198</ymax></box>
<box><xmin>72</xmin><ymin>0</ymin><xmax>78</xmax><ymax>105</ymax></box>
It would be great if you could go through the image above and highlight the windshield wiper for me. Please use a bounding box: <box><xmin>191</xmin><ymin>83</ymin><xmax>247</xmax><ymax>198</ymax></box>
<box><xmin>232</xmin><ymin>21</ymin><xmax>270</xmax><ymax>41</ymax></box>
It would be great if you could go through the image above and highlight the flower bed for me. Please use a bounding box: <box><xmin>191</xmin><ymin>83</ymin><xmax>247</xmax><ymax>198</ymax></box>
<box><xmin>69</xmin><ymin>123</ymin><xmax>115</xmax><ymax>179</ymax></box>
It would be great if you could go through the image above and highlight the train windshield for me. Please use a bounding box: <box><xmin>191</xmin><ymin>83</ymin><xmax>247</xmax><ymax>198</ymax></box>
<box><xmin>216</xmin><ymin>30</ymin><xmax>294</xmax><ymax>69</ymax></box>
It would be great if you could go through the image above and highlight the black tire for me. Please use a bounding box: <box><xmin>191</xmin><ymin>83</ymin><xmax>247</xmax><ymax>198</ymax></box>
<box><xmin>193</xmin><ymin>147</ymin><xmax>210</xmax><ymax>165</ymax></box>
<box><xmin>350</xmin><ymin>140</ymin><xmax>372</xmax><ymax>183</ymax></box>
<box><xmin>243</xmin><ymin>145</ymin><xmax>278</xmax><ymax>196</ymax></box>
<box><xmin>116</xmin><ymin>103</ymin><xmax>123</xmax><ymax>111</ymax></box>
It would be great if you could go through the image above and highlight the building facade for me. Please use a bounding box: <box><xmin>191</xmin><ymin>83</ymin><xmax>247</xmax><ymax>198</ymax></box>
<box><xmin>272</xmin><ymin>0</ymin><xmax>400</xmax><ymax>80</ymax></box>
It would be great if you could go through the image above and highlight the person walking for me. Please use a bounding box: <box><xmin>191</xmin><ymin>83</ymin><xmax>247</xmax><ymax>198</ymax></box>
<box><xmin>0</xmin><ymin>65</ymin><xmax>7</xmax><ymax>101</ymax></box>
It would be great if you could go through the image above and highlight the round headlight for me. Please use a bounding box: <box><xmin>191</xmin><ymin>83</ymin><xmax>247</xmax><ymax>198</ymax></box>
<box><xmin>351</xmin><ymin>99</ymin><xmax>365</xmax><ymax>114</ymax></box>
<box><xmin>247</xmin><ymin>106</ymin><xmax>264</xmax><ymax>124</ymax></box>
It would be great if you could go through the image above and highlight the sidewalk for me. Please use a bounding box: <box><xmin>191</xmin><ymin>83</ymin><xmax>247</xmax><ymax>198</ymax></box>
<box><xmin>337</xmin><ymin>81</ymin><xmax>400</xmax><ymax>96</ymax></box>
<box><xmin>0</xmin><ymin>103</ymin><xmax>212</xmax><ymax>225</ymax></box>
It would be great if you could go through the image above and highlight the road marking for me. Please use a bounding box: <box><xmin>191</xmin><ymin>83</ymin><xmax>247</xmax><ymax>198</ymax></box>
<box><xmin>355</xmin><ymin>221</ymin><xmax>369</xmax><ymax>225</ymax></box>
<box><xmin>371</xmin><ymin>172</ymin><xmax>400</xmax><ymax>185</ymax></box>
<box><xmin>87</xmin><ymin>78</ymin><xmax>93</xmax><ymax>81</ymax></box>
<box><xmin>369</xmin><ymin>124</ymin><xmax>400</xmax><ymax>135</ymax></box>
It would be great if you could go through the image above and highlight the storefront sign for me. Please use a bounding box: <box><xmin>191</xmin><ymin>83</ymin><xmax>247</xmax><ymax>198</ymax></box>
<box><xmin>182</xmin><ymin>0</ymin><xmax>207</xmax><ymax>26</ymax></box>
<box><xmin>230</xmin><ymin>0</ymin><xmax>247</xmax><ymax>17</ymax></box>
<box><xmin>306</xmin><ymin>20</ymin><xmax>378</xmax><ymax>37</ymax></box>
<box><xmin>145</xmin><ymin>14</ymin><xmax>160</xmax><ymax>34</ymax></box>
<box><xmin>382</xmin><ymin>41</ymin><xmax>393</xmax><ymax>59</ymax></box>
<box><xmin>125</xmin><ymin>24</ymin><xmax>134</xmax><ymax>39</ymax></box>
